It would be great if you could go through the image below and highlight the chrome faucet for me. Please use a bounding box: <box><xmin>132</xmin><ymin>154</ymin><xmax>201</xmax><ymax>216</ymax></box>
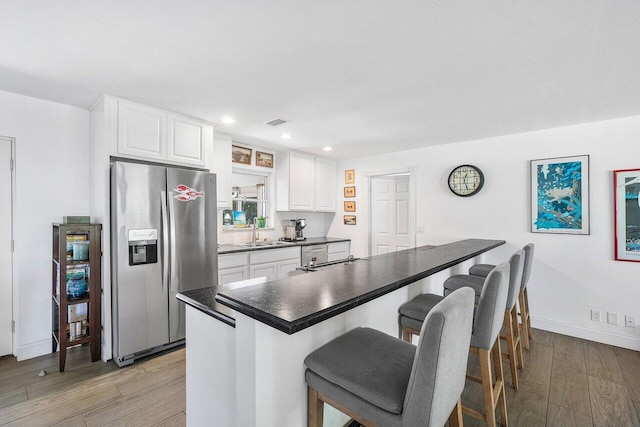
<box><xmin>251</xmin><ymin>217</ymin><xmax>258</xmax><ymax>243</ymax></box>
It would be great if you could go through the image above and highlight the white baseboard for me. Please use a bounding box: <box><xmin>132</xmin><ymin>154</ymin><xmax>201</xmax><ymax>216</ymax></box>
<box><xmin>532</xmin><ymin>316</ymin><xmax>640</xmax><ymax>351</ymax></box>
<box><xmin>16</xmin><ymin>338</ymin><xmax>51</xmax><ymax>362</ymax></box>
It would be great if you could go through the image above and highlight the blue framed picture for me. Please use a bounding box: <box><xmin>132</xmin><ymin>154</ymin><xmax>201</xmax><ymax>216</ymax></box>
<box><xmin>614</xmin><ymin>168</ymin><xmax>640</xmax><ymax>262</ymax></box>
<box><xmin>530</xmin><ymin>154</ymin><xmax>590</xmax><ymax>235</ymax></box>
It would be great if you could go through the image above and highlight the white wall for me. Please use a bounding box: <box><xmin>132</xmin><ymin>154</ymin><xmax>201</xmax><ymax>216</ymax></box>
<box><xmin>4</xmin><ymin>86</ymin><xmax>640</xmax><ymax>357</ymax></box>
<box><xmin>329</xmin><ymin>115</ymin><xmax>640</xmax><ymax>350</ymax></box>
<box><xmin>0</xmin><ymin>90</ymin><xmax>90</xmax><ymax>360</ymax></box>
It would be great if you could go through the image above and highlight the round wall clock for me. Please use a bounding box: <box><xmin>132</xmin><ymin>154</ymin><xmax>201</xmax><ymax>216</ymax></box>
<box><xmin>448</xmin><ymin>165</ymin><xmax>485</xmax><ymax>197</ymax></box>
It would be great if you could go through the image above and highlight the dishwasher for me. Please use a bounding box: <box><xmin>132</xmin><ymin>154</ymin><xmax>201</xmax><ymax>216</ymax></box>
<box><xmin>301</xmin><ymin>244</ymin><xmax>328</xmax><ymax>266</ymax></box>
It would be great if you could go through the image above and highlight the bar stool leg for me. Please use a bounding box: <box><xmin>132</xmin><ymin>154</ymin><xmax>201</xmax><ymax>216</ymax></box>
<box><xmin>308</xmin><ymin>387</ymin><xmax>323</xmax><ymax>427</ymax></box>
<box><xmin>503</xmin><ymin>309</ymin><xmax>519</xmax><ymax>390</ymax></box>
<box><xmin>524</xmin><ymin>288</ymin><xmax>532</xmax><ymax>341</ymax></box>
<box><xmin>518</xmin><ymin>290</ymin><xmax>531</xmax><ymax>351</ymax></box>
<box><xmin>512</xmin><ymin>306</ymin><xmax>524</xmax><ymax>370</ymax></box>
<box><xmin>448</xmin><ymin>399</ymin><xmax>463</xmax><ymax>427</ymax></box>
<box><xmin>402</xmin><ymin>326</ymin><xmax>412</xmax><ymax>343</ymax></box>
<box><xmin>401</xmin><ymin>326</ymin><xmax>420</xmax><ymax>344</ymax></box>
<box><xmin>492</xmin><ymin>339</ymin><xmax>508</xmax><ymax>426</ymax></box>
<box><xmin>479</xmin><ymin>348</ymin><xmax>497</xmax><ymax>427</ymax></box>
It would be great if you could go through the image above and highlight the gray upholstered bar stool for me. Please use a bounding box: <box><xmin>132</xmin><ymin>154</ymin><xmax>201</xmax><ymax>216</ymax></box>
<box><xmin>398</xmin><ymin>263</ymin><xmax>510</xmax><ymax>427</ymax></box>
<box><xmin>469</xmin><ymin>243</ymin><xmax>534</xmax><ymax>350</ymax></box>
<box><xmin>443</xmin><ymin>250</ymin><xmax>525</xmax><ymax>390</ymax></box>
<box><xmin>304</xmin><ymin>287</ymin><xmax>475</xmax><ymax>427</ymax></box>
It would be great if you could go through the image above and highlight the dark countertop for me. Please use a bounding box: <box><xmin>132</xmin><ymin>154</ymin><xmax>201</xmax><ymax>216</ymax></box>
<box><xmin>176</xmin><ymin>271</ymin><xmax>308</xmax><ymax>328</ymax></box>
<box><xmin>176</xmin><ymin>285</ymin><xmax>235</xmax><ymax>327</ymax></box>
<box><xmin>218</xmin><ymin>237</ymin><xmax>350</xmax><ymax>255</ymax></box>
<box><xmin>178</xmin><ymin>238</ymin><xmax>505</xmax><ymax>335</ymax></box>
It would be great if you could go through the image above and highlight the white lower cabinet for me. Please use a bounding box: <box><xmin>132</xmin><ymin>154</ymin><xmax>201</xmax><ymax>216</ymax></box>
<box><xmin>327</xmin><ymin>241</ymin><xmax>351</xmax><ymax>262</ymax></box>
<box><xmin>218</xmin><ymin>253</ymin><xmax>250</xmax><ymax>285</ymax></box>
<box><xmin>219</xmin><ymin>266</ymin><xmax>250</xmax><ymax>285</ymax></box>
<box><xmin>218</xmin><ymin>247</ymin><xmax>301</xmax><ymax>285</ymax></box>
<box><xmin>277</xmin><ymin>259</ymin><xmax>300</xmax><ymax>275</ymax></box>
<box><xmin>249</xmin><ymin>263</ymin><xmax>277</xmax><ymax>279</ymax></box>
<box><xmin>249</xmin><ymin>247</ymin><xmax>301</xmax><ymax>279</ymax></box>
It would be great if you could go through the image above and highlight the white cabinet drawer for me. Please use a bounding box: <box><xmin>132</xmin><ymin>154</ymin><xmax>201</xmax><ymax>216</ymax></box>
<box><xmin>328</xmin><ymin>251</ymin><xmax>349</xmax><ymax>262</ymax></box>
<box><xmin>218</xmin><ymin>252</ymin><xmax>249</xmax><ymax>269</ymax></box>
<box><xmin>250</xmin><ymin>247</ymin><xmax>300</xmax><ymax>264</ymax></box>
<box><xmin>328</xmin><ymin>241</ymin><xmax>350</xmax><ymax>254</ymax></box>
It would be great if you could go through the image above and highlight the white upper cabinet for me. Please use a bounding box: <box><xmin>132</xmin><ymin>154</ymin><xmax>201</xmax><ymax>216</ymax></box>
<box><xmin>115</xmin><ymin>99</ymin><xmax>209</xmax><ymax>167</ymax></box>
<box><xmin>167</xmin><ymin>114</ymin><xmax>208</xmax><ymax>166</ymax></box>
<box><xmin>314</xmin><ymin>156</ymin><xmax>337</xmax><ymax>212</ymax></box>
<box><xmin>117</xmin><ymin>100</ymin><xmax>166</xmax><ymax>161</ymax></box>
<box><xmin>276</xmin><ymin>151</ymin><xmax>337</xmax><ymax>212</ymax></box>
<box><xmin>289</xmin><ymin>152</ymin><xmax>316</xmax><ymax>211</ymax></box>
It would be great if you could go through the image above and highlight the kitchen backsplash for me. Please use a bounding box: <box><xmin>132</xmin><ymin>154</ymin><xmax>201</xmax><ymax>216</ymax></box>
<box><xmin>217</xmin><ymin>210</ymin><xmax>336</xmax><ymax>245</ymax></box>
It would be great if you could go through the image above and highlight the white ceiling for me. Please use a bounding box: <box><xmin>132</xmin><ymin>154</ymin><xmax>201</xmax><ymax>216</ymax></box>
<box><xmin>1</xmin><ymin>1</ymin><xmax>639</xmax><ymax>160</ymax></box>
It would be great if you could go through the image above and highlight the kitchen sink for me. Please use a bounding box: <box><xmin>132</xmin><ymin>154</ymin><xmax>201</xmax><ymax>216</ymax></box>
<box><xmin>234</xmin><ymin>241</ymin><xmax>295</xmax><ymax>248</ymax></box>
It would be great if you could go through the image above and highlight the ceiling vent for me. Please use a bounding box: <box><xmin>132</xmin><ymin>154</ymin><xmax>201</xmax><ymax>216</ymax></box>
<box><xmin>263</xmin><ymin>118</ymin><xmax>289</xmax><ymax>127</ymax></box>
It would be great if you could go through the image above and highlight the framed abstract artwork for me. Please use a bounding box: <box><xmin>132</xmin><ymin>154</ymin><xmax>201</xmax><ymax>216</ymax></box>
<box><xmin>614</xmin><ymin>168</ymin><xmax>640</xmax><ymax>262</ymax></box>
<box><xmin>530</xmin><ymin>154</ymin><xmax>589</xmax><ymax>235</ymax></box>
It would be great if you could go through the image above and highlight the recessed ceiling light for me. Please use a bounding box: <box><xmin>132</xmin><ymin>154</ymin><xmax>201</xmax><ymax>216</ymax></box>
<box><xmin>222</xmin><ymin>116</ymin><xmax>236</xmax><ymax>124</ymax></box>
<box><xmin>281</xmin><ymin>133</ymin><xmax>292</xmax><ymax>140</ymax></box>
<box><xmin>323</xmin><ymin>146</ymin><xmax>333</xmax><ymax>151</ymax></box>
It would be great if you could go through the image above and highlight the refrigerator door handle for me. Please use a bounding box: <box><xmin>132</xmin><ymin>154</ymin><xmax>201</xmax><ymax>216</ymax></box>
<box><xmin>168</xmin><ymin>191</ymin><xmax>178</xmax><ymax>291</ymax></box>
<box><xmin>160</xmin><ymin>190</ymin><xmax>169</xmax><ymax>293</ymax></box>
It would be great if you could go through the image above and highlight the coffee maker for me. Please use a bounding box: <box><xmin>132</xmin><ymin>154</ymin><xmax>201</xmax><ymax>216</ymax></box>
<box><xmin>281</xmin><ymin>218</ymin><xmax>307</xmax><ymax>241</ymax></box>
<box><xmin>295</xmin><ymin>219</ymin><xmax>306</xmax><ymax>240</ymax></box>
<box><xmin>282</xmin><ymin>219</ymin><xmax>296</xmax><ymax>241</ymax></box>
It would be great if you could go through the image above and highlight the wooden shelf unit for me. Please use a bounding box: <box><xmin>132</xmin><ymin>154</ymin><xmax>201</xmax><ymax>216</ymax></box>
<box><xmin>51</xmin><ymin>223</ymin><xmax>102</xmax><ymax>372</ymax></box>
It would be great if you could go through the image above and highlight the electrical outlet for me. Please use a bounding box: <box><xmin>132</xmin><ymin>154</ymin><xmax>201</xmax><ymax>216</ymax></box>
<box><xmin>607</xmin><ymin>312</ymin><xmax>618</xmax><ymax>325</ymax></box>
<box><xmin>591</xmin><ymin>309</ymin><xmax>601</xmax><ymax>322</ymax></box>
<box><xmin>416</xmin><ymin>226</ymin><xmax>425</xmax><ymax>234</ymax></box>
<box><xmin>625</xmin><ymin>316</ymin><xmax>636</xmax><ymax>328</ymax></box>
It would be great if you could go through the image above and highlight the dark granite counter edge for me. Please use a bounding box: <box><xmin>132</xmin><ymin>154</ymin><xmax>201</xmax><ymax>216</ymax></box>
<box><xmin>176</xmin><ymin>293</ymin><xmax>236</xmax><ymax>328</ymax></box>
<box><xmin>216</xmin><ymin>239</ymin><xmax>505</xmax><ymax>334</ymax></box>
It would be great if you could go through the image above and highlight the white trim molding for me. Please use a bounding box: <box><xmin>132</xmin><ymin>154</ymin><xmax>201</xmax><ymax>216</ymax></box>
<box><xmin>532</xmin><ymin>315</ymin><xmax>640</xmax><ymax>351</ymax></box>
<box><xmin>17</xmin><ymin>338</ymin><xmax>51</xmax><ymax>362</ymax></box>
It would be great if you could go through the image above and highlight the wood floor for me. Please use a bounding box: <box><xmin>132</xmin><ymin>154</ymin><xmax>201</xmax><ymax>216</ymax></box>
<box><xmin>461</xmin><ymin>329</ymin><xmax>640</xmax><ymax>427</ymax></box>
<box><xmin>0</xmin><ymin>329</ymin><xmax>639</xmax><ymax>426</ymax></box>
<box><xmin>0</xmin><ymin>345</ymin><xmax>186</xmax><ymax>426</ymax></box>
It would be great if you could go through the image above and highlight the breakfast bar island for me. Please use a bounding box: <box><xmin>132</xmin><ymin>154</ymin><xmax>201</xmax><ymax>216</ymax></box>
<box><xmin>177</xmin><ymin>238</ymin><xmax>505</xmax><ymax>427</ymax></box>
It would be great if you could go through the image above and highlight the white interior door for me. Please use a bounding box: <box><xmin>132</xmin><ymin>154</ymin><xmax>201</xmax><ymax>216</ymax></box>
<box><xmin>371</xmin><ymin>174</ymin><xmax>412</xmax><ymax>255</ymax></box>
<box><xmin>0</xmin><ymin>137</ymin><xmax>13</xmax><ymax>356</ymax></box>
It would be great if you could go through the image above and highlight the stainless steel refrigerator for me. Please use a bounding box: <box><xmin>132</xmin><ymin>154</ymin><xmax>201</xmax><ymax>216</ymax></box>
<box><xmin>110</xmin><ymin>160</ymin><xmax>218</xmax><ymax>367</ymax></box>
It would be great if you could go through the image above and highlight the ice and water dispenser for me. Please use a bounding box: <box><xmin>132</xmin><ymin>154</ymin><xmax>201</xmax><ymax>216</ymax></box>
<box><xmin>128</xmin><ymin>229</ymin><xmax>158</xmax><ymax>265</ymax></box>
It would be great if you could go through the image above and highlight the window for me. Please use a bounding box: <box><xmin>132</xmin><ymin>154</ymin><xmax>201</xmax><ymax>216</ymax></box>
<box><xmin>231</xmin><ymin>169</ymin><xmax>270</xmax><ymax>227</ymax></box>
